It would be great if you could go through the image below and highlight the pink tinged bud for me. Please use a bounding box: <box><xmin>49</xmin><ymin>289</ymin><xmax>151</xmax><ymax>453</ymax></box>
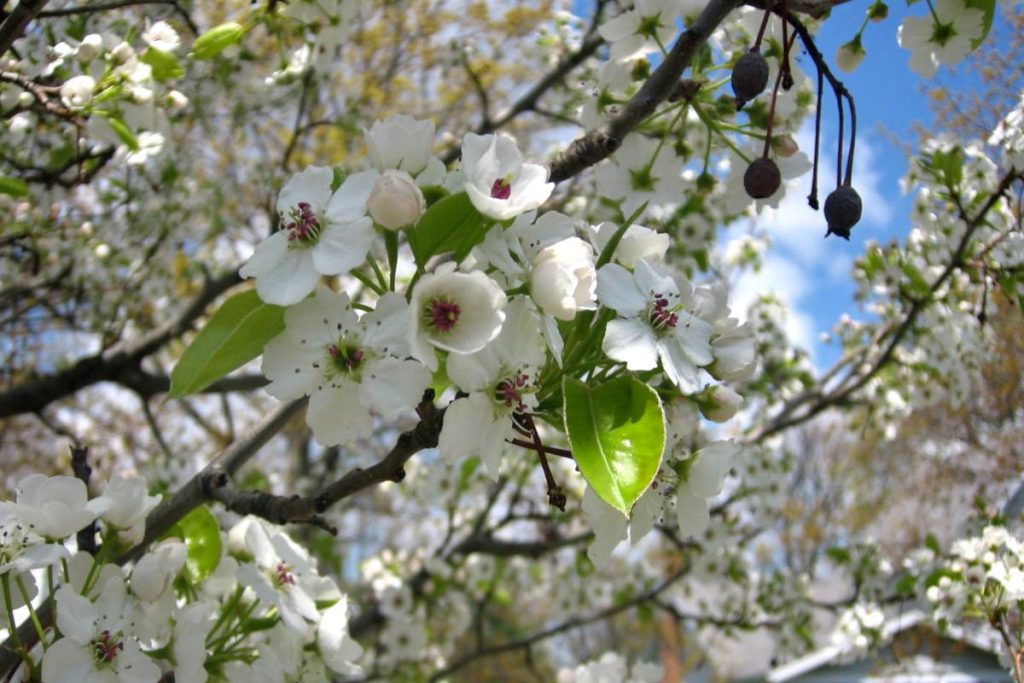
<box><xmin>698</xmin><ymin>385</ymin><xmax>743</xmax><ymax>423</ymax></box>
<box><xmin>490</xmin><ymin>177</ymin><xmax>512</xmax><ymax>200</ymax></box>
<box><xmin>774</xmin><ymin>134</ymin><xmax>799</xmax><ymax>158</ymax></box>
<box><xmin>367</xmin><ymin>169</ymin><xmax>426</xmax><ymax>230</ymax></box>
<box><xmin>425</xmin><ymin>298</ymin><xmax>461</xmax><ymax>332</ymax></box>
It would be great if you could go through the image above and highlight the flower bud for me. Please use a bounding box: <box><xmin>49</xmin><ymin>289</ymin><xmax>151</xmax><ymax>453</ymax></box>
<box><xmin>131</xmin><ymin>540</ymin><xmax>187</xmax><ymax>602</ymax></box>
<box><xmin>164</xmin><ymin>89</ymin><xmax>189</xmax><ymax>114</ymax></box>
<box><xmin>110</xmin><ymin>41</ymin><xmax>135</xmax><ymax>64</ymax></box>
<box><xmin>530</xmin><ymin>237</ymin><xmax>597</xmax><ymax>321</ymax></box>
<box><xmin>836</xmin><ymin>37</ymin><xmax>865</xmax><ymax>73</ymax></box>
<box><xmin>77</xmin><ymin>34</ymin><xmax>103</xmax><ymax>62</ymax></box>
<box><xmin>60</xmin><ymin>74</ymin><xmax>96</xmax><ymax>108</ymax></box>
<box><xmin>698</xmin><ymin>385</ymin><xmax>743</xmax><ymax>423</ymax></box>
<box><xmin>367</xmin><ymin>169</ymin><xmax>425</xmax><ymax>230</ymax></box>
<box><xmin>774</xmin><ymin>134</ymin><xmax>799</xmax><ymax>158</ymax></box>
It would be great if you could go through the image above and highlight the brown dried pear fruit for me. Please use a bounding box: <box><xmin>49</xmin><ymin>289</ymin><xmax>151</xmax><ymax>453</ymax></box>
<box><xmin>743</xmin><ymin>157</ymin><xmax>781</xmax><ymax>199</ymax></box>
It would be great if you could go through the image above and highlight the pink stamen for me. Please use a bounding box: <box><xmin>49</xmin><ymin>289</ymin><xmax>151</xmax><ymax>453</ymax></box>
<box><xmin>275</xmin><ymin>561</ymin><xmax>295</xmax><ymax>586</ymax></box>
<box><xmin>92</xmin><ymin>630</ymin><xmax>124</xmax><ymax>664</ymax></box>
<box><xmin>284</xmin><ymin>202</ymin><xmax>321</xmax><ymax>244</ymax></box>
<box><xmin>426</xmin><ymin>298</ymin><xmax>461</xmax><ymax>332</ymax></box>
<box><xmin>649</xmin><ymin>295</ymin><xmax>678</xmax><ymax>329</ymax></box>
<box><xmin>490</xmin><ymin>178</ymin><xmax>512</xmax><ymax>200</ymax></box>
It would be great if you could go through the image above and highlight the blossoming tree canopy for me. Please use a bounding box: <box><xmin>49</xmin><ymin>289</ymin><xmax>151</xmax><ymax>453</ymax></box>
<box><xmin>1</xmin><ymin>0</ymin><xmax>1023</xmax><ymax>681</ymax></box>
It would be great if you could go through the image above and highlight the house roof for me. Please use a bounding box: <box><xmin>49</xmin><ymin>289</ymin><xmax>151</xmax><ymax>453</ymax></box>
<box><xmin>765</xmin><ymin>609</ymin><xmax>1006</xmax><ymax>683</ymax></box>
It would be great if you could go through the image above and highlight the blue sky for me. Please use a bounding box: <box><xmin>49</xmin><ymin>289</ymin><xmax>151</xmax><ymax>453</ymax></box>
<box><xmin>726</xmin><ymin>3</ymin><xmax>993</xmax><ymax>368</ymax></box>
<box><xmin>563</xmin><ymin>1</ymin><xmax>998</xmax><ymax>367</ymax></box>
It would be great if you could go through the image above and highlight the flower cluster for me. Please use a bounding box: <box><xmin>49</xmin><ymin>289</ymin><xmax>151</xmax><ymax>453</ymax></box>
<box><xmin>244</xmin><ymin>114</ymin><xmax>755</xmax><ymax>483</ymax></box>
<box><xmin>0</xmin><ymin>473</ymin><xmax>362</xmax><ymax>683</ymax></box>
<box><xmin>925</xmin><ymin>526</ymin><xmax>1024</xmax><ymax>630</ymax></box>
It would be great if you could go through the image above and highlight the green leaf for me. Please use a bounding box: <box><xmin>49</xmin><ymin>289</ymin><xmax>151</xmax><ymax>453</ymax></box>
<box><xmin>965</xmin><ymin>0</ymin><xmax>996</xmax><ymax>48</ymax></box>
<box><xmin>331</xmin><ymin>167</ymin><xmax>346</xmax><ymax>192</ymax></box>
<box><xmin>895</xmin><ymin>573</ymin><xmax>918</xmax><ymax>596</ymax></box>
<box><xmin>169</xmin><ymin>288</ymin><xmax>284</xmax><ymax>397</ymax></box>
<box><xmin>140</xmin><ymin>47</ymin><xmax>184</xmax><ymax>82</ymax></box>
<box><xmin>825</xmin><ymin>546</ymin><xmax>851</xmax><ymax>564</ymax></box>
<box><xmin>901</xmin><ymin>262</ymin><xmax>932</xmax><ymax>298</ymax></box>
<box><xmin>161</xmin><ymin>505</ymin><xmax>222</xmax><ymax>584</ymax></box>
<box><xmin>932</xmin><ymin>147</ymin><xmax>963</xmax><ymax>188</ymax></box>
<box><xmin>925</xmin><ymin>533</ymin><xmax>942</xmax><ymax>555</ymax></box>
<box><xmin>190</xmin><ymin>21</ymin><xmax>246</xmax><ymax>60</ymax></box>
<box><xmin>408</xmin><ymin>192</ymin><xmax>490</xmax><ymax>267</ymax></box>
<box><xmin>420</xmin><ymin>185</ymin><xmax>449</xmax><ymax>208</ymax></box>
<box><xmin>107</xmin><ymin>117</ymin><xmax>139</xmax><ymax>151</ymax></box>
<box><xmin>563</xmin><ymin>376</ymin><xmax>665</xmax><ymax>516</ymax></box>
<box><xmin>0</xmin><ymin>176</ymin><xmax>29</xmax><ymax>197</ymax></box>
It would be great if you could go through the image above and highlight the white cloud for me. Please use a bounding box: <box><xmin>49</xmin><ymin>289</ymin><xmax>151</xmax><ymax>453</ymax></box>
<box><xmin>721</xmin><ymin>126</ymin><xmax>896</xmax><ymax>367</ymax></box>
<box><xmin>731</xmin><ymin>255</ymin><xmax>817</xmax><ymax>358</ymax></box>
<box><xmin>742</xmin><ymin>125</ymin><xmax>894</xmax><ymax>267</ymax></box>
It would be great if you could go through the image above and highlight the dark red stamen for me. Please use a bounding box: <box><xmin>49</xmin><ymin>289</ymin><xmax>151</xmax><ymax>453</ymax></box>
<box><xmin>92</xmin><ymin>630</ymin><xmax>124</xmax><ymax>664</ymax></box>
<box><xmin>649</xmin><ymin>295</ymin><xmax>678</xmax><ymax>329</ymax></box>
<box><xmin>490</xmin><ymin>178</ymin><xmax>512</xmax><ymax>200</ymax></box>
<box><xmin>284</xmin><ymin>201</ymin><xmax>321</xmax><ymax>244</ymax></box>
<box><xmin>495</xmin><ymin>373</ymin><xmax>530</xmax><ymax>410</ymax></box>
<box><xmin>426</xmin><ymin>298</ymin><xmax>461</xmax><ymax>332</ymax></box>
<box><xmin>329</xmin><ymin>344</ymin><xmax>364</xmax><ymax>371</ymax></box>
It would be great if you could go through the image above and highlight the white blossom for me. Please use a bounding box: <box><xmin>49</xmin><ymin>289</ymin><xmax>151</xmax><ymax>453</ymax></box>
<box><xmin>597</xmin><ymin>259</ymin><xmax>714</xmax><ymax>392</ymax></box>
<box><xmin>530</xmin><ymin>237</ymin><xmax>597</xmax><ymax>321</ymax></box>
<box><xmin>262</xmin><ymin>288</ymin><xmax>431</xmax><ymax>447</ymax></box>
<box><xmin>462</xmin><ymin>133</ymin><xmax>554</xmax><ymax>221</ymax></box>
<box><xmin>407</xmin><ymin>263</ymin><xmax>507</xmax><ymax>370</ymax></box>
<box><xmin>240</xmin><ymin>166</ymin><xmax>375</xmax><ymax>305</ymax></box>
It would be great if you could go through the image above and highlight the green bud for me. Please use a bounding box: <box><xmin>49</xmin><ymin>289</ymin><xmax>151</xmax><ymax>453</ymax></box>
<box><xmin>867</xmin><ymin>1</ymin><xmax>888</xmax><ymax>21</ymax></box>
<box><xmin>696</xmin><ymin>172</ymin><xmax>716</xmax><ymax>194</ymax></box>
<box><xmin>190</xmin><ymin>22</ymin><xmax>246</xmax><ymax>60</ymax></box>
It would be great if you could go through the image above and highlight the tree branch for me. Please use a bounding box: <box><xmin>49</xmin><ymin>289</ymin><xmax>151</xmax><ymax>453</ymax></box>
<box><xmin>546</xmin><ymin>0</ymin><xmax>739</xmax><ymax>184</ymax></box>
<box><xmin>196</xmin><ymin>391</ymin><xmax>443</xmax><ymax>530</ymax></box>
<box><xmin>117</xmin><ymin>397</ymin><xmax>307</xmax><ymax>564</ymax></box>
<box><xmin>428</xmin><ymin>562</ymin><xmax>692</xmax><ymax>681</ymax></box>
<box><xmin>0</xmin><ymin>269</ymin><xmax>241</xmax><ymax>418</ymax></box>
<box><xmin>0</xmin><ymin>0</ymin><xmax>49</xmax><ymax>56</ymax></box>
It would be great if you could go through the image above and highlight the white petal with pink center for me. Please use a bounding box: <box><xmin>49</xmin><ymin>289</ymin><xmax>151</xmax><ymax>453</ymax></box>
<box><xmin>597</xmin><ymin>260</ymin><xmax>714</xmax><ymax>393</ymax></box>
<box><xmin>43</xmin><ymin>578</ymin><xmax>161</xmax><ymax>683</ymax></box>
<box><xmin>241</xmin><ymin>166</ymin><xmax>376</xmax><ymax>306</ymax></box>
<box><xmin>462</xmin><ymin>133</ymin><xmax>554</xmax><ymax>221</ymax></box>
<box><xmin>407</xmin><ymin>263</ymin><xmax>507</xmax><ymax>370</ymax></box>
<box><xmin>439</xmin><ymin>299</ymin><xmax>545</xmax><ymax>476</ymax></box>
<box><xmin>262</xmin><ymin>288</ymin><xmax>430</xmax><ymax>447</ymax></box>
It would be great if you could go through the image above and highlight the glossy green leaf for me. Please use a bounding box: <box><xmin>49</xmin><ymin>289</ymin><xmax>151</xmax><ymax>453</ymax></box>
<box><xmin>107</xmin><ymin>117</ymin><xmax>139</xmax><ymax>151</ymax></box>
<box><xmin>190</xmin><ymin>21</ymin><xmax>246</xmax><ymax>60</ymax></box>
<box><xmin>162</xmin><ymin>505</ymin><xmax>222</xmax><ymax>584</ymax></box>
<box><xmin>563</xmin><ymin>376</ymin><xmax>665</xmax><ymax>516</ymax></box>
<box><xmin>0</xmin><ymin>177</ymin><xmax>29</xmax><ymax>197</ymax></box>
<box><xmin>169</xmin><ymin>288</ymin><xmax>284</xmax><ymax>397</ymax></box>
<box><xmin>965</xmin><ymin>0</ymin><xmax>996</xmax><ymax>48</ymax></box>
<box><xmin>408</xmin><ymin>191</ymin><xmax>490</xmax><ymax>266</ymax></box>
<box><xmin>140</xmin><ymin>47</ymin><xmax>184</xmax><ymax>82</ymax></box>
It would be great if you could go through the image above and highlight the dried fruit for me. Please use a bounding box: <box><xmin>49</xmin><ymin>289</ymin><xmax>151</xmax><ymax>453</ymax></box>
<box><xmin>731</xmin><ymin>50</ymin><xmax>769</xmax><ymax>107</ymax></box>
<box><xmin>823</xmin><ymin>185</ymin><xmax>862</xmax><ymax>239</ymax></box>
<box><xmin>743</xmin><ymin>157</ymin><xmax>781</xmax><ymax>199</ymax></box>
